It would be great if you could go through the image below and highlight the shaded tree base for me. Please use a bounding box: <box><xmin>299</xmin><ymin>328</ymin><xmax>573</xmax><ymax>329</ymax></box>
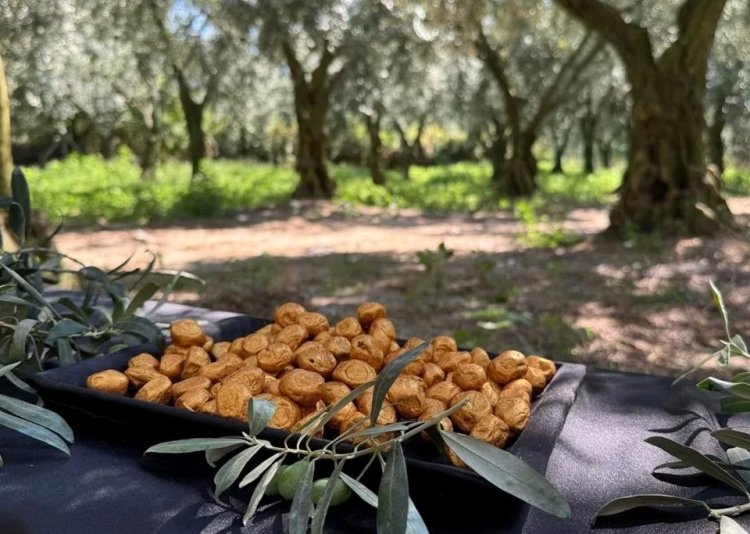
<box><xmin>493</xmin><ymin>158</ymin><xmax>537</xmax><ymax>198</ymax></box>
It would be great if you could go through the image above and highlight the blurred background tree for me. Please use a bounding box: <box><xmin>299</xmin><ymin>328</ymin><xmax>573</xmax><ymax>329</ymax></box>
<box><xmin>0</xmin><ymin>0</ymin><xmax>748</xmax><ymax>236</ymax></box>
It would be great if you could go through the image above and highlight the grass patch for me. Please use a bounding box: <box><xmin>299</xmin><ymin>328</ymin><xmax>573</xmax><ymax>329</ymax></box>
<box><xmin>725</xmin><ymin>164</ymin><xmax>750</xmax><ymax>195</ymax></box>
<box><xmin>22</xmin><ymin>151</ymin><xmax>750</xmax><ymax>224</ymax></box>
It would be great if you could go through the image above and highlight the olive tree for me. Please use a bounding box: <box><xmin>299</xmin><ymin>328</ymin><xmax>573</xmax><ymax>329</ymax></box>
<box><xmin>553</xmin><ymin>0</ymin><xmax>735</xmax><ymax>234</ymax></box>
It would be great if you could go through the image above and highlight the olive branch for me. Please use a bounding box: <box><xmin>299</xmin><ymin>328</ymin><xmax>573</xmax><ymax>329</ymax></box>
<box><xmin>595</xmin><ymin>282</ymin><xmax>750</xmax><ymax>531</ymax></box>
<box><xmin>146</xmin><ymin>341</ymin><xmax>571</xmax><ymax>533</ymax></box>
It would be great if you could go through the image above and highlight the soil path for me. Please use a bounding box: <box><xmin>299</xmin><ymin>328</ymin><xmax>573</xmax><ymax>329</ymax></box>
<box><xmin>56</xmin><ymin>199</ymin><xmax>750</xmax><ymax>378</ymax></box>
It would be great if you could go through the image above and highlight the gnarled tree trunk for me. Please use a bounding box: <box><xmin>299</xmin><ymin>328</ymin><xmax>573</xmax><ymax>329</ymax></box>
<box><xmin>499</xmin><ymin>131</ymin><xmax>537</xmax><ymax>197</ymax></box>
<box><xmin>0</xmin><ymin>53</ymin><xmax>12</xmax><ymax>197</ymax></box>
<box><xmin>283</xmin><ymin>41</ymin><xmax>339</xmax><ymax>199</ymax></box>
<box><xmin>294</xmin><ymin>101</ymin><xmax>334</xmax><ymax>198</ymax></box>
<box><xmin>610</xmin><ymin>66</ymin><xmax>732</xmax><ymax>233</ymax></box>
<box><xmin>554</xmin><ymin>0</ymin><xmax>734</xmax><ymax>235</ymax></box>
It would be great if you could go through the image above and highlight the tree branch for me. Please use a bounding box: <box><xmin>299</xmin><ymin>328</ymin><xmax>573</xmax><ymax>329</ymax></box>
<box><xmin>281</xmin><ymin>40</ymin><xmax>306</xmax><ymax>87</ymax></box>
<box><xmin>475</xmin><ymin>30</ymin><xmax>523</xmax><ymax>139</ymax></box>
<box><xmin>529</xmin><ymin>32</ymin><xmax>602</xmax><ymax>131</ymax></box>
<box><xmin>657</xmin><ymin>0</ymin><xmax>729</xmax><ymax>77</ymax></box>
<box><xmin>551</xmin><ymin>0</ymin><xmax>654</xmax><ymax>68</ymax></box>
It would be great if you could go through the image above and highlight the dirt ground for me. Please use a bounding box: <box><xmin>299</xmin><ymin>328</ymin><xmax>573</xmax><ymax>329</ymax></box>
<box><xmin>56</xmin><ymin>198</ymin><xmax>750</xmax><ymax>378</ymax></box>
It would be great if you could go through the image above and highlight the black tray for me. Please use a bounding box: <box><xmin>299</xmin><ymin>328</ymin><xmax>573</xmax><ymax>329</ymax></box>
<box><xmin>28</xmin><ymin>315</ymin><xmax>574</xmax><ymax>490</ymax></box>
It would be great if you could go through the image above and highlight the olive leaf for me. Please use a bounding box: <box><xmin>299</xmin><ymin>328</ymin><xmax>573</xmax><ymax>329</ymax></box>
<box><xmin>396</xmin><ymin>400</ymin><xmax>466</xmax><ymax>443</ymax></box>
<box><xmin>145</xmin><ymin>437</ymin><xmax>250</xmax><ymax>455</ymax></box>
<box><xmin>0</xmin><ymin>410</ymin><xmax>70</xmax><ymax>456</ymax></box>
<box><xmin>720</xmin><ymin>516</ymin><xmax>749</xmax><ymax>534</ymax></box>
<box><xmin>243</xmin><ymin>456</ymin><xmax>284</xmax><ymax>526</ymax></box>
<box><xmin>0</xmin><ymin>362</ymin><xmax>21</xmax><ymax>379</ymax></box>
<box><xmin>238</xmin><ymin>451</ymin><xmax>284</xmax><ymax>488</ymax></box>
<box><xmin>11</xmin><ymin>318</ymin><xmax>37</xmax><ymax>361</ymax></box>
<box><xmin>206</xmin><ymin>444</ymin><xmax>244</xmax><ymax>468</ymax></box>
<box><xmin>721</xmin><ymin>398</ymin><xmax>750</xmax><ymax>414</ymax></box>
<box><xmin>710</xmin><ymin>280</ymin><xmax>731</xmax><ymax>342</ymax></box>
<box><xmin>346</xmin><ymin>421</ymin><xmax>413</xmax><ymax>440</ymax></box>
<box><xmin>312</xmin><ymin>380</ymin><xmax>377</xmax><ymax>431</ymax></box>
<box><xmin>378</xmin><ymin>441</ymin><xmax>410</xmax><ymax>534</ymax></box>
<box><xmin>8</xmin><ymin>203</ymin><xmax>26</xmax><ymax>242</ymax></box>
<box><xmin>289</xmin><ymin>460</ymin><xmax>315</xmax><ymax>534</ymax></box>
<box><xmin>122</xmin><ymin>282</ymin><xmax>160</xmax><ymax>319</ymax></box>
<box><xmin>46</xmin><ymin>318</ymin><xmax>89</xmax><ymax>344</ymax></box>
<box><xmin>727</xmin><ymin>448</ymin><xmax>750</xmax><ymax>486</ymax></box>
<box><xmin>214</xmin><ymin>445</ymin><xmax>264</xmax><ymax>499</ymax></box>
<box><xmin>713</xmin><ymin>429</ymin><xmax>750</xmax><ymax>451</ymax></box>
<box><xmin>56</xmin><ymin>339</ymin><xmax>76</xmax><ymax>366</ymax></box>
<box><xmin>370</xmin><ymin>341</ymin><xmax>430</xmax><ymax>427</ymax></box>
<box><xmin>11</xmin><ymin>168</ymin><xmax>31</xmax><ymax>237</ymax></box>
<box><xmin>311</xmin><ymin>461</ymin><xmax>347</xmax><ymax>534</ymax></box>
<box><xmin>340</xmin><ymin>472</ymin><xmax>379</xmax><ymax>507</ymax></box>
<box><xmin>697</xmin><ymin>377</ymin><xmax>750</xmax><ymax>400</ymax></box>
<box><xmin>0</xmin><ymin>394</ymin><xmax>73</xmax><ymax>443</ymax></box>
<box><xmin>247</xmin><ymin>398</ymin><xmax>276</xmax><ymax>438</ymax></box>
<box><xmin>440</xmin><ymin>429</ymin><xmax>571</xmax><ymax>518</ymax></box>
<box><xmin>645</xmin><ymin>437</ymin><xmax>749</xmax><ymax>497</ymax></box>
<box><xmin>406</xmin><ymin>498</ymin><xmax>429</xmax><ymax>534</ymax></box>
<box><xmin>596</xmin><ymin>494</ymin><xmax>711</xmax><ymax>518</ymax></box>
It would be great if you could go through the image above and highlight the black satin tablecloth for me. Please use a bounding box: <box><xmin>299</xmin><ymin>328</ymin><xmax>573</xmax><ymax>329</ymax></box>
<box><xmin>2</xmin><ymin>301</ymin><xmax>749</xmax><ymax>534</ymax></box>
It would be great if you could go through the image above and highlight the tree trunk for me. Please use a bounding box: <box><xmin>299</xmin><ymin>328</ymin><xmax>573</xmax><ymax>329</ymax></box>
<box><xmin>550</xmin><ymin>124</ymin><xmax>572</xmax><ymax>174</ymax></box>
<box><xmin>0</xmin><ymin>53</ymin><xmax>12</xmax><ymax>197</ymax></box>
<box><xmin>552</xmin><ymin>148</ymin><xmax>565</xmax><ymax>174</ymax></box>
<box><xmin>707</xmin><ymin>90</ymin><xmax>727</xmax><ymax>174</ymax></box>
<box><xmin>100</xmin><ymin>131</ymin><xmax>116</xmax><ymax>159</ymax></box>
<box><xmin>580</xmin><ymin>93</ymin><xmax>596</xmax><ymax>174</ymax></box>
<box><xmin>364</xmin><ymin>112</ymin><xmax>385</xmax><ymax>186</ymax></box>
<box><xmin>488</xmin><ymin>119</ymin><xmax>507</xmax><ymax>185</ymax></box>
<box><xmin>609</xmin><ymin>71</ymin><xmax>733</xmax><ymax>234</ymax></box>
<box><xmin>554</xmin><ymin>0</ymin><xmax>733</xmax><ymax>235</ymax></box>
<box><xmin>293</xmin><ymin>103</ymin><xmax>334</xmax><ymax>198</ymax></box>
<box><xmin>581</xmin><ymin>120</ymin><xmax>595</xmax><ymax>174</ymax></box>
<box><xmin>283</xmin><ymin>42</ymin><xmax>336</xmax><ymax>199</ymax></box>
<box><xmin>176</xmin><ymin>74</ymin><xmax>207</xmax><ymax>179</ymax></box>
<box><xmin>496</xmin><ymin>131</ymin><xmax>537</xmax><ymax>197</ymax></box>
<box><xmin>597</xmin><ymin>140</ymin><xmax>612</xmax><ymax>168</ymax></box>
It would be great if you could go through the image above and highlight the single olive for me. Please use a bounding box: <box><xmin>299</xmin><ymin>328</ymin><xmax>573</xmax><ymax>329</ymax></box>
<box><xmin>310</xmin><ymin>478</ymin><xmax>351</xmax><ymax>506</ymax></box>
<box><xmin>264</xmin><ymin>465</ymin><xmax>288</xmax><ymax>497</ymax></box>
<box><xmin>277</xmin><ymin>460</ymin><xmax>311</xmax><ymax>500</ymax></box>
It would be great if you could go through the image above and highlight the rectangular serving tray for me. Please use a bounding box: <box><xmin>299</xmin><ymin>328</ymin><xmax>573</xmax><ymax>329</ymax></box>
<box><xmin>28</xmin><ymin>315</ymin><xmax>569</xmax><ymax>489</ymax></box>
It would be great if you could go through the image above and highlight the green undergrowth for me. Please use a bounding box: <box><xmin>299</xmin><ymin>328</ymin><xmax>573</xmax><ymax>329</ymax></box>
<box><xmin>22</xmin><ymin>151</ymin><xmax>749</xmax><ymax>224</ymax></box>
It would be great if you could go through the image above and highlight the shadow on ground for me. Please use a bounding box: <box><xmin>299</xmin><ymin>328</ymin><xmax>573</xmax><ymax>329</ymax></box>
<box><xmin>182</xmin><ymin>231</ymin><xmax>750</xmax><ymax>378</ymax></box>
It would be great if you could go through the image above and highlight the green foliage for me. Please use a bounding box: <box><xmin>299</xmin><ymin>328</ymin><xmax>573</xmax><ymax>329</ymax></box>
<box><xmin>724</xmin><ymin>165</ymin><xmax>750</xmax><ymax>195</ymax></box>
<box><xmin>535</xmin><ymin>161</ymin><xmax>622</xmax><ymax>204</ymax></box>
<box><xmin>0</xmin><ymin>169</ymin><xmax>201</xmax><ymax>466</ymax></box>
<box><xmin>415</xmin><ymin>242</ymin><xmax>454</xmax><ymax>295</ymax></box>
<box><xmin>24</xmin><ymin>152</ymin><xmax>298</xmax><ymax>223</ymax></box>
<box><xmin>595</xmin><ymin>283</ymin><xmax>750</xmax><ymax>527</ymax></box>
<box><xmin>23</xmin><ymin>156</ymin><xmax>642</xmax><ymax>224</ymax></box>
<box><xmin>513</xmin><ymin>199</ymin><xmax>581</xmax><ymax>249</ymax></box>
<box><xmin>0</xmin><ymin>362</ymin><xmax>74</xmax><ymax>466</ymax></box>
<box><xmin>146</xmin><ymin>340</ymin><xmax>569</xmax><ymax>531</ymax></box>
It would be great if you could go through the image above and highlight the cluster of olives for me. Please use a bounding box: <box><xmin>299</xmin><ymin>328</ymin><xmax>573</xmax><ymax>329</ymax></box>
<box><xmin>86</xmin><ymin>301</ymin><xmax>556</xmax><ymax>466</ymax></box>
<box><xmin>266</xmin><ymin>461</ymin><xmax>350</xmax><ymax>505</ymax></box>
